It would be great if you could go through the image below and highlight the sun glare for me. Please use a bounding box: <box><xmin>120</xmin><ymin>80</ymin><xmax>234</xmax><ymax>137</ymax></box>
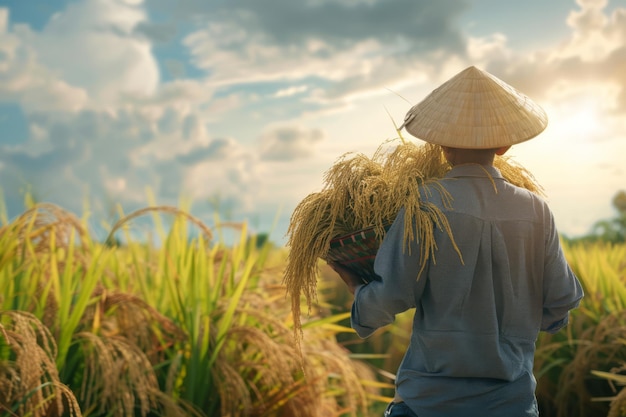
<box><xmin>569</xmin><ymin>107</ymin><xmax>600</xmax><ymax>137</ymax></box>
<box><xmin>549</xmin><ymin>98</ymin><xmax>605</xmax><ymax>142</ymax></box>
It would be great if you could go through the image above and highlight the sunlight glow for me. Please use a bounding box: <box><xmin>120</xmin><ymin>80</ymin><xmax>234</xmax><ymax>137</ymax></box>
<box><xmin>548</xmin><ymin>97</ymin><xmax>606</xmax><ymax>142</ymax></box>
<box><xmin>568</xmin><ymin>107</ymin><xmax>599</xmax><ymax>136</ymax></box>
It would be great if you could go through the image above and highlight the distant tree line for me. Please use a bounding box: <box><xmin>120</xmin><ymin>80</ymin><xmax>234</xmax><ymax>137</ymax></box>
<box><xmin>565</xmin><ymin>190</ymin><xmax>626</xmax><ymax>244</ymax></box>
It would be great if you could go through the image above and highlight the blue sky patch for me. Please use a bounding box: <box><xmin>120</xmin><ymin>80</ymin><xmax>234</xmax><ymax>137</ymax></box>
<box><xmin>0</xmin><ymin>103</ymin><xmax>29</xmax><ymax>146</ymax></box>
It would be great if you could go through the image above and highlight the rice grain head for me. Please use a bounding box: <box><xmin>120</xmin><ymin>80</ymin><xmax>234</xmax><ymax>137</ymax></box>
<box><xmin>0</xmin><ymin>311</ymin><xmax>81</xmax><ymax>416</ymax></box>
<box><xmin>284</xmin><ymin>138</ymin><xmax>544</xmax><ymax>350</ymax></box>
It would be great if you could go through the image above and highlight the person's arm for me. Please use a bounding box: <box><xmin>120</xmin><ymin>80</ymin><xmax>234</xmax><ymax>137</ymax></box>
<box><xmin>348</xmin><ymin>209</ymin><xmax>426</xmax><ymax>338</ymax></box>
<box><xmin>541</xmin><ymin>212</ymin><xmax>584</xmax><ymax>333</ymax></box>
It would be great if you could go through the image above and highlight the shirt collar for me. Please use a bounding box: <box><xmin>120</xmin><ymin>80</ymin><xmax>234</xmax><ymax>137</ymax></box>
<box><xmin>444</xmin><ymin>164</ymin><xmax>504</xmax><ymax>180</ymax></box>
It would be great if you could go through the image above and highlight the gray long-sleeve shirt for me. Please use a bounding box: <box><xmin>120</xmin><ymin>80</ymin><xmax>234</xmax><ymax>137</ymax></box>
<box><xmin>351</xmin><ymin>164</ymin><xmax>583</xmax><ymax>417</ymax></box>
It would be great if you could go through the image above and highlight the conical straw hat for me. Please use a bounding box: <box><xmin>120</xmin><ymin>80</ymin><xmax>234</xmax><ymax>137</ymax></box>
<box><xmin>401</xmin><ymin>66</ymin><xmax>548</xmax><ymax>149</ymax></box>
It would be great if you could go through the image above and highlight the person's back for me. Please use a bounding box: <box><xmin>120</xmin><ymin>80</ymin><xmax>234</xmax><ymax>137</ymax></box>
<box><xmin>330</xmin><ymin>66</ymin><xmax>583</xmax><ymax>417</ymax></box>
<box><xmin>365</xmin><ymin>163</ymin><xmax>582</xmax><ymax>416</ymax></box>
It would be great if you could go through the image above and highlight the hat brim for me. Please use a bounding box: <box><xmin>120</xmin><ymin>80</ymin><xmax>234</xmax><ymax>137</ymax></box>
<box><xmin>402</xmin><ymin>66</ymin><xmax>548</xmax><ymax>149</ymax></box>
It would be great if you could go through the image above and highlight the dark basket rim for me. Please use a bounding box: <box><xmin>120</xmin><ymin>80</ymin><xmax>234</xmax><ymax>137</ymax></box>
<box><xmin>329</xmin><ymin>223</ymin><xmax>390</xmax><ymax>247</ymax></box>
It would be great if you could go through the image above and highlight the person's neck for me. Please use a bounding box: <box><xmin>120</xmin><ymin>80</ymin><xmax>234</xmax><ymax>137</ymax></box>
<box><xmin>448</xmin><ymin>153</ymin><xmax>495</xmax><ymax>166</ymax></box>
<box><xmin>451</xmin><ymin>161</ymin><xmax>494</xmax><ymax>167</ymax></box>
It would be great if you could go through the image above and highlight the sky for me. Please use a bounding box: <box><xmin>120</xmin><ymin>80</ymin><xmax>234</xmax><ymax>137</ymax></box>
<box><xmin>0</xmin><ymin>0</ymin><xmax>625</xmax><ymax>245</ymax></box>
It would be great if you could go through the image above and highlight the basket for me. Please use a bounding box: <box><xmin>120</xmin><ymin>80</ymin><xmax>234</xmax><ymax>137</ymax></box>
<box><xmin>323</xmin><ymin>226</ymin><xmax>389</xmax><ymax>283</ymax></box>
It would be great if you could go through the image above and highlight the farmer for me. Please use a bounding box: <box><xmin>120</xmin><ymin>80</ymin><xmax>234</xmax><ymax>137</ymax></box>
<box><xmin>329</xmin><ymin>66</ymin><xmax>584</xmax><ymax>417</ymax></box>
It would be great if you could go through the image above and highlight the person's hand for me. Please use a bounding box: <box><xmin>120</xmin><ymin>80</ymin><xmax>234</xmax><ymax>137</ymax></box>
<box><xmin>328</xmin><ymin>261</ymin><xmax>366</xmax><ymax>294</ymax></box>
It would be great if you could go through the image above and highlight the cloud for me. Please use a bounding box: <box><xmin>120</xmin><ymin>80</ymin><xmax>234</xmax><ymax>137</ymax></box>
<box><xmin>0</xmin><ymin>0</ymin><xmax>160</xmax><ymax>113</ymax></box>
<box><xmin>567</xmin><ymin>0</ymin><xmax>609</xmax><ymax>35</ymax></box>
<box><xmin>26</xmin><ymin>0</ymin><xmax>157</xmax><ymax>105</ymax></box>
<box><xmin>0</xmin><ymin>104</ymin><xmax>261</xmax><ymax>217</ymax></box>
<box><xmin>0</xmin><ymin>0</ymin><xmax>267</xmax><ymax>224</ymax></box>
<box><xmin>211</xmin><ymin>0</ymin><xmax>467</xmax><ymax>49</ymax></box>
<box><xmin>177</xmin><ymin>137</ymin><xmax>240</xmax><ymax>165</ymax></box>
<box><xmin>0</xmin><ymin>14</ymin><xmax>89</xmax><ymax>112</ymax></box>
<box><xmin>134</xmin><ymin>21</ymin><xmax>178</xmax><ymax>44</ymax></box>
<box><xmin>2</xmin><ymin>0</ymin><xmax>626</xmax><ymax>243</ymax></box>
<box><xmin>0</xmin><ymin>8</ymin><xmax>8</xmax><ymax>33</ymax></box>
<box><xmin>178</xmin><ymin>0</ymin><xmax>470</xmax><ymax>105</ymax></box>
<box><xmin>181</xmin><ymin>151</ymin><xmax>261</xmax><ymax>208</ymax></box>
<box><xmin>274</xmin><ymin>85</ymin><xmax>309</xmax><ymax>98</ymax></box>
<box><xmin>259</xmin><ymin>125</ymin><xmax>325</xmax><ymax>161</ymax></box>
<box><xmin>147</xmin><ymin>0</ymin><xmax>468</xmax><ymax>48</ymax></box>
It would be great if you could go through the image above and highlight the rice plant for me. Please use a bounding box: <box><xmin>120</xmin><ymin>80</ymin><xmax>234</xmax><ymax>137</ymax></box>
<box><xmin>0</xmin><ymin>200</ymin><xmax>383</xmax><ymax>416</ymax></box>
<box><xmin>4</xmin><ymin>192</ymin><xmax>624</xmax><ymax>417</ymax></box>
<box><xmin>534</xmin><ymin>242</ymin><xmax>626</xmax><ymax>417</ymax></box>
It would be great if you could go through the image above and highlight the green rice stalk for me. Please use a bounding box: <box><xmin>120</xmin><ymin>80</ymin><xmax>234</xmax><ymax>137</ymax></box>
<box><xmin>534</xmin><ymin>242</ymin><xmax>626</xmax><ymax>417</ymax></box>
<box><xmin>1</xmin><ymin>198</ymin><xmax>384</xmax><ymax>416</ymax></box>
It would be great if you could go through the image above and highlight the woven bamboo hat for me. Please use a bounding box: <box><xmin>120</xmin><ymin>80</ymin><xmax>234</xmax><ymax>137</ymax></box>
<box><xmin>400</xmin><ymin>66</ymin><xmax>548</xmax><ymax>149</ymax></box>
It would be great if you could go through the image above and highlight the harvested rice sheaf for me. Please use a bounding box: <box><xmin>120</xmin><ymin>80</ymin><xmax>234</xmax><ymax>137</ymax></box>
<box><xmin>284</xmin><ymin>138</ymin><xmax>543</xmax><ymax>342</ymax></box>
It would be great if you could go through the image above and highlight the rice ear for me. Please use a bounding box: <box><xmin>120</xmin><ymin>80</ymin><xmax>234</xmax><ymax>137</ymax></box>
<box><xmin>284</xmin><ymin>138</ymin><xmax>543</xmax><ymax>348</ymax></box>
<box><xmin>283</xmin><ymin>140</ymin><xmax>455</xmax><ymax>349</ymax></box>
<box><xmin>494</xmin><ymin>155</ymin><xmax>545</xmax><ymax>196</ymax></box>
<box><xmin>0</xmin><ymin>311</ymin><xmax>82</xmax><ymax>417</ymax></box>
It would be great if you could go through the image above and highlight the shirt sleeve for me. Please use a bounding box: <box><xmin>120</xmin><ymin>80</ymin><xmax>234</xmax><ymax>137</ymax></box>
<box><xmin>541</xmin><ymin>210</ymin><xmax>584</xmax><ymax>333</ymax></box>
<box><xmin>351</xmin><ymin>209</ymin><xmax>426</xmax><ymax>338</ymax></box>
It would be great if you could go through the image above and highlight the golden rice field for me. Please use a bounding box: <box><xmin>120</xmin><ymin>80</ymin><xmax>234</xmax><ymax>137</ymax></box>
<box><xmin>1</xmin><ymin>200</ymin><xmax>625</xmax><ymax>417</ymax></box>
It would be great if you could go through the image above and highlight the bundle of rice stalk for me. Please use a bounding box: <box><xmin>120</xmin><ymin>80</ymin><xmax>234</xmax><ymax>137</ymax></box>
<box><xmin>284</xmin><ymin>137</ymin><xmax>543</xmax><ymax>341</ymax></box>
